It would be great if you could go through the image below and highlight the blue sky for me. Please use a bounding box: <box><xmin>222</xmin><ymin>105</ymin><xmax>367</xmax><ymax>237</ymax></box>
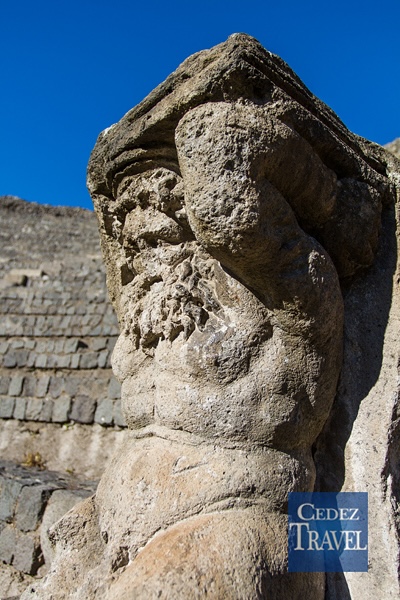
<box><xmin>1</xmin><ymin>0</ymin><xmax>399</xmax><ymax>209</ymax></box>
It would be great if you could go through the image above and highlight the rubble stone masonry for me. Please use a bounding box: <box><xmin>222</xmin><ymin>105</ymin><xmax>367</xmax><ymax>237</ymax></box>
<box><xmin>0</xmin><ymin>195</ymin><xmax>123</xmax><ymax>428</ymax></box>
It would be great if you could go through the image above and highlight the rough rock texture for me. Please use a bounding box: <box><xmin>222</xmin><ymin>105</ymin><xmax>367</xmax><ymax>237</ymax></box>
<box><xmin>23</xmin><ymin>34</ymin><xmax>400</xmax><ymax>599</ymax></box>
<box><xmin>385</xmin><ymin>138</ymin><xmax>400</xmax><ymax>158</ymax></box>
<box><xmin>386</xmin><ymin>138</ymin><xmax>400</xmax><ymax>160</ymax></box>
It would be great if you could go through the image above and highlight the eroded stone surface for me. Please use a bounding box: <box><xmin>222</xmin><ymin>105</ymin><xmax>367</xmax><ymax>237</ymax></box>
<box><xmin>23</xmin><ymin>34</ymin><xmax>400</xmax><ymax>599</ymax></box>
<box><xmin>386</xmin><ymin>138</ymin><xmax>400</xmax><ymax>160</ymax></box>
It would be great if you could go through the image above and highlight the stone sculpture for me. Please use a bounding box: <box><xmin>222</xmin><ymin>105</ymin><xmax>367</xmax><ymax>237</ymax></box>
<box><xmin>22</xmin><ymin>34</ymin><xmax>400</xmax><ymax>599</ymax></box>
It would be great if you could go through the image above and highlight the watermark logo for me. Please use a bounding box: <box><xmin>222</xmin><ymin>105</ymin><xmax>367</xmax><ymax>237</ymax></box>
<box><xmin>288</xmin><ymin>492</ymin><xmax>368</xmax><ymax>572</ymax></box>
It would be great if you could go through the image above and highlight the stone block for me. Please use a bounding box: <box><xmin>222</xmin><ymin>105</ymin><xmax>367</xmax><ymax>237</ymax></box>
<box><xmin>12</xmin><ymin>531</ymin><xmax>43</xmax><ymax>575</ymax></box>
<box><xmin>59</xmin><ymin>316</ymin><xmax>72</xmax><ymax>330</ymax></box>
<box><xmin>3</xmin><ymin>352</ymin><xmax>17</xmax><ymax>368</ymax></box>
<box><xmin>16</xmin><ymin>349</ymin><xmax>29</xmax><ymax>367</ymax></box>
<box><xmin>97</xmin><ymin>350</ymin><xmax>108</xmax><ymax>368</ymax></box>
<box><xmin>80</xmin><ymin>352</ymin><xmax>98</xmax><ymax>369</ymax></box>
<box><xmin>55</xmin><ymin>355</ymin><xmax>70</xmax><ymax>369</ymax></box>
<box><xmin>70</xmin><ymin>395</ymin><xmax>96</xmax><ymax>424</ymax></box>
<box><xmin>23</xmin><ymin>375</ymin><xmax>37</xmax><ymax>397</ymax></box>
<box><xmin>0</xmin><ymin>524</ymin><xmax>17</xmax><ymax>564</ymax></box>
<box><xmin>64</xmin><ymin>377</ymin><xmax>78</xmax><ymax>397</ymax></box>
<box><xmin>0</xmin><ymin>341</ymin><xmax>9</xmax><ymax>354</ymax></box>
<box><xmin>0</xmin><ymin>479</ymin><xmax>23</xmax><ymax>522</ymax></box>
<box><xmin>8</xmin><ymin>376</ymin><xmax>24</xmax><ymax>397</ymax></box>
<box><xmin>33</xmin><ymin>318</ymin><xmax>47</xmax><ymax>337</ymax></box>
<box><xmin>45</xmin><ymin>354</ymin><xmax>57</xmax><ymax>369</ymax></box>
<box><xmin>113</xmin><ymin>400</ymin><xmax>126</xmax><ymax>427</ymax></box>
<box><xmin>64</xmin><ymin>338</ymin><xmax>79</xmax><ymax>354</ymax></box>
<box><xmin>25</xmin><ymin>398</ymin><xmax>43</xmax><ymax>421</ymax></box>
<box><xmin>15</xmin><ymin>485</ymin><xmax>53</xmax><ymax>532</ymax></box>
<box><xmin>36</xmin><ymin>340</ymin><xmax>47</xmax><ymax>353</ymax></box>
<box><xmin>91</xmin><ymin>338</ymin><xmax>107</xmax><ymax>352</ymax></box>
<box><xmin>91</xmin><ymin>325</ymin><xmax>102</xmax><ymax>336</ymax></box>
<box><xmin>0</xmin><ymin>323</ymin><xmax>9</xmax><ymax>337</ymax></box>
<box><xmin>70</xmin><ymin>354</ymin><xmax>80</xmax><ymax>369</ymax></box>
<box><xmin>54</xmin><ymin>340</ymin><xmax>64</xmax><ymax>353</ymax></box>
<box><xmin>0</xmin><ymin>376</ymin><xmax>11</xmax><ymax>395</ymax></box>
<box><xmin>51</xmin><ymin>395</ymin><xmax>71</xmax><ymax>423</ymax></box>
<box><xmin>108</xmin><ymin>378</ymin><xmax>121</xmax><ymax>399</ymax></box>
<box><xmin>36</xmin><ymin>376</ymin><xmax>50</xmax><ymax>398</ymax></box>
<box><xmin>13</xmin><ymin>397</ymin><xmax>27</xmax><ymax>420</ymax></box>
<box><xmin>35</xmin><ymin>354</ymin><xmax>47</xmax><ymax>368</ymax></box>
<box><xmin>49</xmin><ymin>376</ymin><xmax>65</xmax><ymax>399</ymax></box>
<box><xmin>0</xmin><ymin>397</ymin><xmax>15</xmax><ymax>418</ymax></box>
<box><xmin>11</xmin><ymin>339</ymin><xmax>24</xmax><ymax>349</ymax></box>
<box><xmin>26</xmin><ymin>351</ymin><xmax>36</xmax><ymax>367</ymax></box>
<box><xmin>38</xmin><ymin>398</ymin><xmax>53</xmax><ymax>422</ymax></box>
<box><xmin>94</xmin><ymin>398</ymin><xmax>114</xmax><ymax>426</ymax></box>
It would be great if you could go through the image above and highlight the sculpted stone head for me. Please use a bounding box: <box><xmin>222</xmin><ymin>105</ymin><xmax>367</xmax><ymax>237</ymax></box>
<box><xmin>87</xmin><ymin>34</ymin><xmax>390</xmax><ymax>455</ymax></box>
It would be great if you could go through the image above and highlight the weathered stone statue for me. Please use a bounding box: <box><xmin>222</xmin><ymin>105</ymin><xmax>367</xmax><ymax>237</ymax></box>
<box><xmin>23</xmin><ymin>34</ymin><xmax>400</xmax><ymax>599</ymax></box>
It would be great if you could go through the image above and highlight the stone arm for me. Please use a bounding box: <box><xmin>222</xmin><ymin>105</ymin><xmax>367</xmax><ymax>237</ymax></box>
<box><xmin>175</xmin><ymin>101</ymin><xmax>343</xmax><ymax>342</ymax></box>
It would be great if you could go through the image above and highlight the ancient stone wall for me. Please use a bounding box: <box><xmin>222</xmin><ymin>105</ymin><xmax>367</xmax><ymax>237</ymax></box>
<box><xmin>0</xmin><ymin>195</ymin><xmax>126</xmax><ymax>597</ymax></box>
<box><xmin>0</xmin><ymin>196</ymin><xmax>123</xmax><ymax>430</ymax></box>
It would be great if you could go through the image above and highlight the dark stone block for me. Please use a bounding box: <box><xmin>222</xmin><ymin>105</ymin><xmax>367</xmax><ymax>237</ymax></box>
<box><xmin>51</xmin><ymin>395</ymin><xmax>71</xmax><ymax>423</ymax></box>
<box><xmin>108</xmin><ymin>378</ymin><xmax>121</xmax><ymax>400</ymax></box>
<box><xmin>94</xmin><ymin>398</ymin><xmax>113</xmax><ymax>426</ymax></box>
<box><xmin>22</xmin><ymin>375</ymin><xmax>37</xmax><ymax>397</ymax></box>
<box><xmin>38</xmin><ymin>398</ymin><xmax>53</xmax><ymax>422</ymax></box>
<box><xmin>70</xmin><ymin>395</ymin><xmax>96</xmax><ymax>424</ymax></box>
<box><xmin>0</xmin><ymin>479</ymin><xmax>23</xmax><ymax>522</ymax></box>
<box><xmin>0</xmin><ymin>376</ymin><xmax>11</xmax><ymax>395</ymax></box>
<box><xmin>25</xmin><ymin>398</ymin><xmax>43</xmax><ymax>421</ymax></box>
<box><xmin>36</xmin><ymin>375</ymin><xmax>50</xmax><ymax>398</ymax></box>
<box><xmin>15</xmin><ymin>349</ymin><xmax>30</xmax><ymax>367</ymax></box>
<box><xmin>80</xmin><ymin>352</ymin><xmax>98</xmax><ymax>369</ymax></box>
<box><xmin>49</xmin><ymin>376</ymin><xmax>65</xmax><ymax>399</ymax></box>
<box><xmin>15</xmin><ymin>485</ymin><xmax>53</xmax><ymax>532</ymax></box>
<box><xmin>97</xmin><ymin>351</ymin><xmax>108</xmax><ymax>368</ymax></box>
<box><xmin>3</xmin><ymin>352</ymin><xmax>17</xmax><ymax>368</ymax></box>
<box><xmin>12</xmin><ymin>531</ymin><xmax>43</xmax><ymax>575</ymax></box>
<box><xmin>0</xmin><ymin>524</ymin><xmax>17</xmax><ymax>564</ymax></box>
<box><xmin>8</xmin><ymin>376</ymin><xmax>24</xmax><ymax>397</ymax></box>
<box><xmin>0</xmin><ymin>397</ymin><xmax>15</xmax><ymax>418</ymax></box>
<box><xmin>13</xmin><ymin>397</ymin><xmax>27</xmax><ymax>420</ymax></box>
<box><xmin>113</xmin><ymin>400</ymin><xmax>126</xmax><ymax>428</ymax></box>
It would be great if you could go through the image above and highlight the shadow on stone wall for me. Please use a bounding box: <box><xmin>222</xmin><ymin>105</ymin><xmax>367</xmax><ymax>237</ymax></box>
<box><xmin>314</xmin><ymin>202</ymin><xmax>397</xmax><ymax>599</ymax></box>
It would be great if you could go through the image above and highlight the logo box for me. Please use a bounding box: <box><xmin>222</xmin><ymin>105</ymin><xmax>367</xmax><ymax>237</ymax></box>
<box><xmin>288</xmin><ymin>492</ymin><xmax>368</xmax><ymax>572</ymax></box>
